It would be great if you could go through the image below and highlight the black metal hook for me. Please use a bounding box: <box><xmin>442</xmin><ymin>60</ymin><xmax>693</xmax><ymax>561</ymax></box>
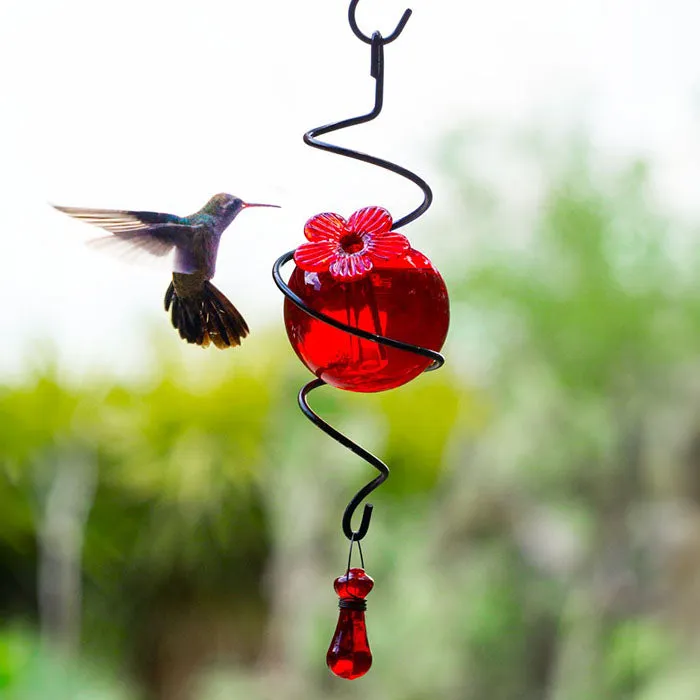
<box><xmin>348</xmin><ymin>0</ymin><xmax>413</xmax><ymax>45</ymax></box>
<box><xmin>273</xmin><ymin>0</ymin><xmax>443</xmax><ymax>546</ymax></box>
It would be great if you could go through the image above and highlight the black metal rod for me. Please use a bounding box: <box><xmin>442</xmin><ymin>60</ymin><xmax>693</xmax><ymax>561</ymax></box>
<box><xmin>273</xmin><ymin>2</ymin><xmax>443</xmax><ymax>543</ymax></box>
<box><xmin>303</xmin><ymin>26</ymin><xmax>432</xmax><ymax>230</ymax></box>
<box><xmin>299</xmin><ymin>380</ymin><xmax>388</xmax><ymax>541</ymax></box>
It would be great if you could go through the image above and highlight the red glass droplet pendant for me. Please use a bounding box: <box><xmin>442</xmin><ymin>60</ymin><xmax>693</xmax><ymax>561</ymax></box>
<box><xmin>285</xmin><ymin>207</ymin><xmax>449</xmax><ymax>393</ymax></box>
<box><xmin>327</xmin><ymin>567</ymin><xmax>374</xmax><ymax>680</ymax></box>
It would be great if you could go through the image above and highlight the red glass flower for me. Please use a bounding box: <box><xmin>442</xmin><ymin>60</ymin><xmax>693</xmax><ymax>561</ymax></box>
<box><xmin>294</xmin><ymin>206</ymin><xmax>410</xmax><ymax>281</ymax></box>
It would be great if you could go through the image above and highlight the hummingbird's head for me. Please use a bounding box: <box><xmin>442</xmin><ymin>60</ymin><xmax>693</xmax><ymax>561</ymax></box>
<box><xmin>205</xmin><ymin>193</ymin><xmax>280</xmax><ymax>231</ymax></box>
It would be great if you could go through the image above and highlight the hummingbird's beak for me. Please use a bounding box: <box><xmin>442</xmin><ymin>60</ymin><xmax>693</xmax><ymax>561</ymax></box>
<box><xmin>241</xmin><ymin>202</ymin><xmax>281</xmax><ymax>209</ymax></box>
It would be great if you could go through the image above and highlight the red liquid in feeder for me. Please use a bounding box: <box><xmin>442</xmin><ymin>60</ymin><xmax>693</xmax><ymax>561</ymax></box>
<box><xmin>285</xmin><ymin>249</ymin><xmax>449</xmax><ymax>393</ymax></box>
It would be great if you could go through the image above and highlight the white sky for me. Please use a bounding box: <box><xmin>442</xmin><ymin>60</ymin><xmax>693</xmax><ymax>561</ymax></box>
<box><xmin>1</xmin><ymin>0</ymin><xmax>700</xmax><ymax>380</ymax></box>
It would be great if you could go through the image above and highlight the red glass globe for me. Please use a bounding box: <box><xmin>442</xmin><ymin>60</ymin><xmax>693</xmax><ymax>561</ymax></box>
<box><xmin>284</xmin><ymin>248</ymin><xmax>449</xmax><ymax>393</ymax></box>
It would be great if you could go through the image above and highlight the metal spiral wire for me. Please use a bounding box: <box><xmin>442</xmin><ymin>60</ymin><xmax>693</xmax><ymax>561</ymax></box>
<box><xmin>272</xmin><ymin>1</ymin><xmax>445</xmax><ymax>545</ymax></box>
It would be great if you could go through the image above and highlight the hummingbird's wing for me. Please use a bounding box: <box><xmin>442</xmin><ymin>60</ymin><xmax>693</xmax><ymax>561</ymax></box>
<box><xmin>53</xmin><ymin>204</ymin><xmax>201</xmax><ymax>273</ymax></box>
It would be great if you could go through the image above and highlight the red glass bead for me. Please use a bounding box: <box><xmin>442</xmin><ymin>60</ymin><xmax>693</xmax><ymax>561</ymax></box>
<box><xmin>334</xmin><ymin>566</ymin><xmax>374</xmax><ymax>599</ymax></box>
<box><xmin>284</xmin><ymin>248</ymin><xmax>449</xmax><ymax>392</ymax></box>
<box><xmin>327</xmin><ymin>568</ymin><xmax>374</xmax><ymax>680</ymax></box>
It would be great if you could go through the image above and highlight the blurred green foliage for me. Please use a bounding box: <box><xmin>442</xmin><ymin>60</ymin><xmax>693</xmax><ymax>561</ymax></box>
<box><xmin>2</xmin><ymin>131</ymin><xmax>700</xmax><ymax>699</ymax></box>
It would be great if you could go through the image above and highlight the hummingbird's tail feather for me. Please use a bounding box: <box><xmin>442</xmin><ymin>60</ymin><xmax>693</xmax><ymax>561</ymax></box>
<box><xmin>164</xmin><ymin>281</ymin><xmax>249</xmax><ymax>349</ymax></box>
<box><xmin>204</xmin><ymin>281</ymin><xmax>250</xmax><ymax>347</ymax></box>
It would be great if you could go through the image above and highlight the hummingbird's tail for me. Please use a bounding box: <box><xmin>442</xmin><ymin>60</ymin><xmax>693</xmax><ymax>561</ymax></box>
<box><xmin>164</xmin><ymin>280</ymin><xmax>249</xmax><ymax>349</ymax></box>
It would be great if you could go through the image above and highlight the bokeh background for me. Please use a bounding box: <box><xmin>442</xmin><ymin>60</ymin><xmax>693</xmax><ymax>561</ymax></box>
<box><xmin>2</xmin><ymin>0</ymin><xmax>700</xmax><ymax>698</ymax></box>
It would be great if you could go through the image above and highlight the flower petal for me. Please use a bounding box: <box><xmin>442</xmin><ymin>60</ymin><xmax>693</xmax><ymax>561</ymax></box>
<box><xmin>304</xmin><ymin>212</ymin><xmax>347</xmax><ymax>242</ymax></box>
<box><xmin>329</xmin><ymin>253</ymin><xmax>374</xmax><ymax>281</ymax></box>
<box><xmin>367</xmin><ymin>231</ymin><xmax>410</xmax><ymax>260</ymax></box>
<box><xmin>296</xmin><ymin>207</ymin><xmax>408</xmax><ymax>281</ymax></box>
<box><xmin>350</xmin><ymin>254</ymin><xmax>373</xmax><ymax>278</ymax></box>
<box><xmin>347</xmin><ymin>207</ymin><xmax>392</xmax><ymax>236</ymax></box>
<box><xmin>294</xmin><ymin>240</ymin><xmax>339</xmax><ymax>271</ymax></box>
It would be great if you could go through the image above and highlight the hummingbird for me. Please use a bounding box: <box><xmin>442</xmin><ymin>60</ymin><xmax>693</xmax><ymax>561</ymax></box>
<box><xmin>53</xmin><ymin>193</ymin><xmax>279</xmax><ymax>348</ymax></box>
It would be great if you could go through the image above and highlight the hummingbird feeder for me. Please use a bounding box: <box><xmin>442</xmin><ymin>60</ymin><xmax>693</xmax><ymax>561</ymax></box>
<box><xmin>273</xmin><ymin>0</ymin><xmax>448</xmax><ymax>680</ymax></box>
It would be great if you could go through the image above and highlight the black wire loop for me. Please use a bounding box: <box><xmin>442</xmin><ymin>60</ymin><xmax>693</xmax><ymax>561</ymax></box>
<box><xmin>348</xmin><ymin>0</ymin><xmax>413</xmax><ymax>45</ymax></box>
<box><xmin>273</xmin><ymin>2</ymin><xmax>444</xmax><ymax>545</ymax></box>
<box><xmin>346</xmin><ymin>534</ymin><xmax>365</xmax><ymax>573</ymax></box>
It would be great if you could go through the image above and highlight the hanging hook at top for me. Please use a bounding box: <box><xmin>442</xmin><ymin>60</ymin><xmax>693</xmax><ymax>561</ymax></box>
<box><xmin>348</xmin><ymin>0</ymin><xmax>413</xmax><ymax>45</ymax></box>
